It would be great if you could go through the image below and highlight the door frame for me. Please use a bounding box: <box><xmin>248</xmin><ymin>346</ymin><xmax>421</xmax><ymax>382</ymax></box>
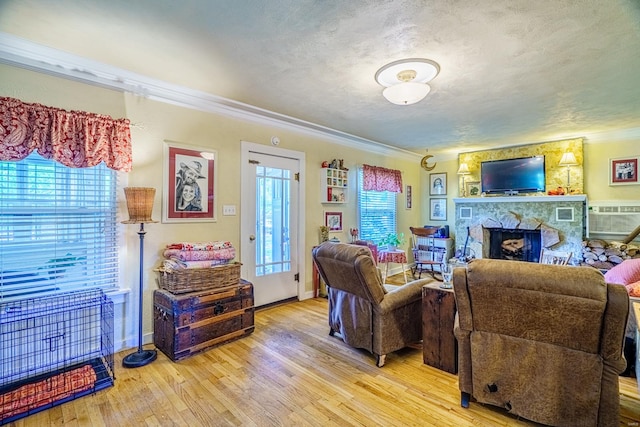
<box><xmin>240</xmin><ymin>140</ymin><xmax>306</xmax><ymax>302</ymax></box>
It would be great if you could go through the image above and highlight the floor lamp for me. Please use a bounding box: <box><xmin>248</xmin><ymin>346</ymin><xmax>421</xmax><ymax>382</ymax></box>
<box><xmin>122</xmin><ymin>187</ymin><xmax>158</xmax><ymax>368</ymax></box>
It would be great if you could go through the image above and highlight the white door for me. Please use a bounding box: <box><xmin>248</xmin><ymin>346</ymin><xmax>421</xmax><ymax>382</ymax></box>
<box><xmin>240</xmin><ymin>142</ymin><xmax>305</xmax><ymax>307</ymax></box>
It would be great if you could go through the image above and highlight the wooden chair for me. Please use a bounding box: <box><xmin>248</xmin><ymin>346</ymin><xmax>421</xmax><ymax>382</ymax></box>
<box><xmin>539</xmin><ymin>248</ymin><xmax>572</xmax><ymax>265</ymax></box>
<box><xmin>410</xmin><ymin>226</ymin><xmax>444</xmax><ymax>281</ymax></box>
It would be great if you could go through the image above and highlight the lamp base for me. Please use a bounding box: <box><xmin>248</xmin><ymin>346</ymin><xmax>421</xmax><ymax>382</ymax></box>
<box><xmin>122</xmin><ymin>349</ymin><xmax>157</xmax><ymax>368</ymax></box>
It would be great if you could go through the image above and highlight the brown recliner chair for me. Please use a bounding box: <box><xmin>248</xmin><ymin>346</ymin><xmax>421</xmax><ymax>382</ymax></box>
<box><xmin>312</xmin><ymin>242</ymin><xmax>431</xmax><ymax>367</ymax></box>
<box><xmin>353</xmin><ymin>240</ymin><xmax>378</xmax><ymax>264</ymax></box>
<box><xmin>453</xmin><ymin>259</ymin><xmax>629</xmax><ymax>427</ymax></box>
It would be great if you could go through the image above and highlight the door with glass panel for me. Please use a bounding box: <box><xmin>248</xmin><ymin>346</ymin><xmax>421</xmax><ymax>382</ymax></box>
<box><xmin>241</xmin><ymin>149</ymin><xmax>299</xmax><ymax>307</ymax></box>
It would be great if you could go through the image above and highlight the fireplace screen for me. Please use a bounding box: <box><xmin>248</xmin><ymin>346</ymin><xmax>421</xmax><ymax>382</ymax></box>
<box><xmin>486</xmin><ymin>228</ymin><xmax>542</xmax><ymax>262</ymax></box>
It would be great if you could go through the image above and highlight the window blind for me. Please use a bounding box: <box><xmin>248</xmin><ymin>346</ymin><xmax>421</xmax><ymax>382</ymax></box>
<box><xmin>0</xmin><ymin>153</ymin><xmax>118</xmax><ymax>302</ymax></box>
<box><xmin>357</xmin><ymin>167</ymin><xmax>397</xmax><ymax>244</ymax></box>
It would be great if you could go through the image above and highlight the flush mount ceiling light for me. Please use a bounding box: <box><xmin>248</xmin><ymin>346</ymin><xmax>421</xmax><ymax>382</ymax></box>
<box><xmin>375</xmin><ymin>58</ymin><xmax>440</xmax><ymax>105</ymax></box>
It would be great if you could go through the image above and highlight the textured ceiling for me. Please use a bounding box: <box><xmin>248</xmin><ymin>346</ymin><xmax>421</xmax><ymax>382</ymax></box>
<box><xmin>1</xmin><ymin>0</ymin><xmax>640</xmax><ymax>155</ymax></box>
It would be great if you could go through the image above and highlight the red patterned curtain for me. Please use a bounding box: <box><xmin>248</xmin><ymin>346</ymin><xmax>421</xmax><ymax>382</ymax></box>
<box><xmin>0</xmin><ymin>97</ymin><xmax>132</xmax><ymax>171</ymax></box>
<box><xmin>362</xmin><ymin>164</ymin><xmax>403</xmax><ymax>193</ymax></box>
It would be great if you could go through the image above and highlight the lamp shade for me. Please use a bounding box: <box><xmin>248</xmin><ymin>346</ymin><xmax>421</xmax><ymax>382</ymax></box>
<box><xmin>559</xmin><ymin>152</ymin><xmax>578</xmax><ymax>167</ymax></box>
<box><xmin>382</xmin><ymin>82</ymin><xmax>431</xmax><ymax>105</ymax></box>
<box><xmin>457</xmin><ymin>163</ymin><xmax>470</xmax><ymax>175</ymax></box>
<box><xmin>122</xmin><ymin>187</ymin><xmax>158</xmax><ymax>224</ymax></box>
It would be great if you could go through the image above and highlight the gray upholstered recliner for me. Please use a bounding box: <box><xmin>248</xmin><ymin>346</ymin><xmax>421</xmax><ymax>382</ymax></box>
<box><xmin>453</xmin><ymin>258</ymin><xmax>629</xmax><ymax>427</ymax></box>
<box><xmin>312</xmin><ymin>242</ymin><xmax>431</xmax><ymax>367</ymax></box>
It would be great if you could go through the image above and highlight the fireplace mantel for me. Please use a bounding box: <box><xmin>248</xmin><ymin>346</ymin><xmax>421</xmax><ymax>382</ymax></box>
<box><xmin>453</xmin><ymin>195</ymin><xmax>587</xmax><ymax>204</ymax></box>
<box><xmin>453</xmin><ymin>195</ymin><xmax>588</xmax><ymax>263</ymax></box>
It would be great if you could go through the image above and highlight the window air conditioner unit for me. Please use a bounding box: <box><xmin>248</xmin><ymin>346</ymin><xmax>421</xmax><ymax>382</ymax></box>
<box><xmin>588</xmin><ymin>201</ymin><xmax>640</xmax><ymax>237</ymax></box>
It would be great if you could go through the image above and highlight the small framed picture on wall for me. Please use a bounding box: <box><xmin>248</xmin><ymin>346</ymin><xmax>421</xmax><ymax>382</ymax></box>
<box><xmin>465</xmin><ymin>181</ymin><xmax>481</xmax><ymax>197</ymax></box>
<box><xmin>430</xmin><ymin>198</ymin><xmax>447</xmax><ymax>221</ymax></box>
<box><xmin>610</xmin><ymin>157</ymin><xmax>639</xmax><ymax>185</ymax></box>
<box><xmin>162</xmin><ymin>141</ymin><xmax>217</xmax><ymax>223</ymax></box>
<box><xmin>324</xmin><ymin>211</ymin><xmax>343</xmax><ymax>232</ymax></box>
<box><xmin>429</xmin><ymin>173</ymin><xmax>447</xmax><ymax>195</ymax></box>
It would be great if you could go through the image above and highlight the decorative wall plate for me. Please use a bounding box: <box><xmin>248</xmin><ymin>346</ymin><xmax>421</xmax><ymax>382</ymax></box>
<box><xmin>421</xmin><ymin>154</ymin><xmax>436</xmax><ymax>171</ymax></box>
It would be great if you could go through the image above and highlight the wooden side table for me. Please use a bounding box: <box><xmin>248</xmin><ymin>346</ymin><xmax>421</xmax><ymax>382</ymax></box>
<box><xmin>422</xmin><ymin>282</ymin><xmax>457</xmax><ymax>374</ymax></box>
<box><xmin>312</xmin><ymin>245</ymin><xmax>326</xmax><ymax>298</ymax></box>
<box><xmin>378</xmin><ymin>249</ymin><xmax>408</xmax><ymax>283</ymax></box>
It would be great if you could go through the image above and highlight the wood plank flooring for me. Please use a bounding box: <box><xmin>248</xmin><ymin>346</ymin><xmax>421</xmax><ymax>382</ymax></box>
<box><xmin>6</xmin><ymin>276</ymin><xmax>640</xmax><ymax>426</ymax></box>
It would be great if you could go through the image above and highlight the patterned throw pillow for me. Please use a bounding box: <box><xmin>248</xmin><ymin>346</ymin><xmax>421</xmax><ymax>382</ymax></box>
<box><xmin>626</xmin><ymin>281</ymin><xmax>640</xmax><ymax>298</ymax></box>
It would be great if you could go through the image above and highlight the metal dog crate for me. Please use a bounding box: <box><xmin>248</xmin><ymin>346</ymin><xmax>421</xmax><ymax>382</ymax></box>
<box><xmin>0</xmin><ymin>289</ymin><xmax>114</xmax><ymax>424</ymax></box>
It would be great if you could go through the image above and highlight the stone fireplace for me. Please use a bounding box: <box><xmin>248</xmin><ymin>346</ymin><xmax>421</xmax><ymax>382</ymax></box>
<box><xmin>454</xmin><ymin>195</ymin><xmax>587</xmax><ymax>264</ymax></box>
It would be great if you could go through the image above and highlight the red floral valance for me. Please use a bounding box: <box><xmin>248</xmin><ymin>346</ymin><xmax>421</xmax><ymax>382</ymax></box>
<box><xmin>362</xmin><ymin>164</ymin><xmax>403</xmax><ymax>193</ymax></box>
<box><xmin>0</xmin><ymin>97</ymin><xmax>132</xmax><ymax>172</ymax></box>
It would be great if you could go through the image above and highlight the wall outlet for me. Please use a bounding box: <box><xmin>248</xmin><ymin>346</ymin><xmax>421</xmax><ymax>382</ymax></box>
<box><xmin>222</xmin><ymin>205</ymin><xmax>236</xmax><ymax>216</ymax></box>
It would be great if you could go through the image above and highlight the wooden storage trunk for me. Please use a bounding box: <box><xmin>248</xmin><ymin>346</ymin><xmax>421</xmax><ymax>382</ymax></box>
<box><xmin>153</xmin><ymin>280</ymin><xmax>254</xmax><ymax>361</ymax></box>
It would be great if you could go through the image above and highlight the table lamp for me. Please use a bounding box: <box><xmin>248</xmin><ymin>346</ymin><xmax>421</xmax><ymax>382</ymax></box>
<box><xmin>457</xmin><ymin>163</ymin><xmax>471</xmax><ymax>197</ymax></box>
<box><xmin>558</xmin><ymin>152</ymin><xmax>578</xmax><ymax>194</ymax></box>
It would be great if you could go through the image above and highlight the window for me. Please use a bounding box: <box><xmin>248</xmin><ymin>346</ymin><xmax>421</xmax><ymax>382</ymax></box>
<box><xmin>357</xmin><ymin>168</ymin><xmax>397</xmax><ymax>244</ymax></box>
<box><xmin>0</xmin><ymin>153</ymin><xmax>119</xmax><ymax>302</ymax></box>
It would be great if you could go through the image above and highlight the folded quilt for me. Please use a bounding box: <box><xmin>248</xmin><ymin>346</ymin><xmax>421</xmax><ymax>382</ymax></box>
<box><xmin>162</xmin><ymin>258</ymin><xmax>230</xmax><ymax>273</ymax></box>
<box><xmin>163</xmin><ymin>247</ymin><xmax>236</xmax><ymax>261</ymax></box>
<box><xmin>166</xmin><ymin>241</ymin><xmax>233</xmax><ymax>251</ymax></box>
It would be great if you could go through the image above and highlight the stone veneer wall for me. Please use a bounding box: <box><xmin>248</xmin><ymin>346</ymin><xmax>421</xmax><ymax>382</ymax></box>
<box><xmin>458</xmin><ymin>138</ymin><xmax>584</xmax><ymax>195</ymax></box>
<box><xmin>454</xmin><ymin>196</ymin><xmax>587</xmax><ymax>264</ymax></box>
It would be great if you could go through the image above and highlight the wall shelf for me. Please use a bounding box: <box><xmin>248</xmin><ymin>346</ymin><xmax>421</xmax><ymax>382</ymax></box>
<box><xmin>322</xmin><ymin>168</ymin><xmax>348</xmax><ymax>203</ymax></box>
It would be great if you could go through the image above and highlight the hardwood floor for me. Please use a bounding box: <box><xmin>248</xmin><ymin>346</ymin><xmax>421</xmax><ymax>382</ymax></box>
<box><xmin>7</xmin><ymin>275</ymin><xmax>640</xmax><ymax>426</ymax></box>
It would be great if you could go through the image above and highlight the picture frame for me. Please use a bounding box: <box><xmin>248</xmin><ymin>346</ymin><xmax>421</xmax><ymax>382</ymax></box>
<box><xmin>556</xmin><ymin>207</ymin><xmax>575</xmax><ymax>222</ymax></box>
<box><xmin>162</xmin><ymin>141</ymin><xmax>217</xmax><ymax>223</ymax></box>
<box><xmin>465</xmin><ymin>181</ymin><xmax>481</xmax><ymax>197</ymax></box>
<box><xmin>429</xmin><ymin>198</ymin><xmax>447</xmax><ymax>221</ymax></box>
<box><xmin>405</xmin><ymin>185</ymin><xmax>412</xmax><ymax>209</ymax></box>
<box><xmin>429</xmin><ymin>172</ymin><xmax>447</xmax><ymax>195</ymax></box>
<box><xmin>609</xmin><ymin>157</ymin><xmax>639</xmax><ymax>185</ymax></box>
<box><xmin>324</xmin><ymin>211</ymin><xmax>343</xmax><ymax>232</ymax></box>
<box><xmin>459</xmin><ymin>206</ymin><xmax>473</xmax><ymax>220</ymax></box>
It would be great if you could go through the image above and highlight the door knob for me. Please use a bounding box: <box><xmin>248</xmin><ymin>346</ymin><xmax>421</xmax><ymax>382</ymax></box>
<box><xmin>249</xmin><ymin>234</ymin><xmax>256</xmax><ymax>241</ymax></box>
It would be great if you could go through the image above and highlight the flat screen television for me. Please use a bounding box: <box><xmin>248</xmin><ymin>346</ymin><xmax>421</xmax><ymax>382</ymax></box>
<box><xmin>480</xmin><ymin>156</ymin><xmax>546</xmax><ymax>195</ymax></box>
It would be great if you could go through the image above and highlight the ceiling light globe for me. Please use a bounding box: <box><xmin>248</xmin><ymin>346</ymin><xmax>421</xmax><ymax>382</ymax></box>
<box><xmin>382</xmin><ymin>82</ymin><xmax>431</xmax><ymax>106</ymax></box>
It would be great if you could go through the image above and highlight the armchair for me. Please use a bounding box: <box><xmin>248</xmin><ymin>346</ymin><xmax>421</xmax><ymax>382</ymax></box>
<box><xmin>453</xmin><ymin>259</ymin><xmax>629</xmax><ymax>427</ymax></box>
<box><xmin>312</xmin><ymin>242</ymin><xmax>431</xmax><ymax>367</ymax></box>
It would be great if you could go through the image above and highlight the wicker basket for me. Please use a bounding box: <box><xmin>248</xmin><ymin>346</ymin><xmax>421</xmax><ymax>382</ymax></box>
<box><xmin>156</xmin><ymin>262</ymin><xmax>242</xmax><ymax>294</ymax></box>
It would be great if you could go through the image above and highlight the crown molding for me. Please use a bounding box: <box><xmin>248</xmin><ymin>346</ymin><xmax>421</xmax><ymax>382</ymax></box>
<box><xmin>582</xmin><ymin>127</ymin><xmax>640</xmax><ymax>143</ymax></box>
<box><xmin>0</xmin><ymin>32</ymin><xmax>420</xmax><ymax>161</ymax></box>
